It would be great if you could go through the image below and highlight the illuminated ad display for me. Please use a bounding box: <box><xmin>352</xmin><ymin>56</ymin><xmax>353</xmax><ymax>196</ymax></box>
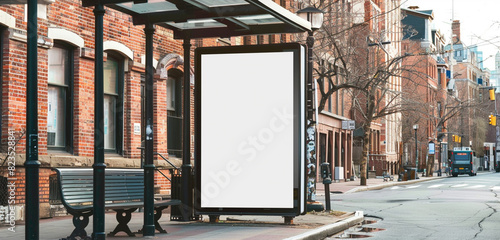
<box><xmin>194</xmin><ymin>43</ymin><xmax>306</xmax><ymax>216</ymax></box>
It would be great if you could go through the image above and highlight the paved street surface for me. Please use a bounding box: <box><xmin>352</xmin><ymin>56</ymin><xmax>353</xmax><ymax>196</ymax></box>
<box><xmin>0</xmin><ymin>173</ymin><xmax>452</xmax><ymax>239</ymax></box>
<box><xmin>0</xmin><ymin>205</ymin><xmax>362</xmax><ymax>239</ymax></box>
<box><xmin>322</xmin><ymin>172</ymin><xmax>500</xmax><ymax>240</ymax></box>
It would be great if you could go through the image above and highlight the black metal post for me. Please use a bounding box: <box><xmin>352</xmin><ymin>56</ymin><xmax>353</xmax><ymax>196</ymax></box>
<box><xmin>324</xmin><ymin>183</ymin><xmax>331</xmax><ymax>211</ymax></box>
<box><xmin>142</xmin><ymin>22</ymin><xmax>156</xmax><ymax>236</ymax></box>
<box><xmin>25</xmin><ymin>0</ymin><xmax>40</xmax><ymax>238</ymax></box>
<box><xmin>93</xmin><ymin>3</ymin><xmax>106</xmax><ymax>239</ymax></box>
<box><xmin>306</xmin><ymin>31</ymin><xmax>317</xmax><ymax>203</ymax></box>
<box><xmin>414</xmin><ymin>128</ymin><xmax>418</xmax><ymax>180</ymax></box>
<box><xmin>438</xmin><ymin>143</ymin><xmax>442</xmax><ymax>176</ymax></box>
<box><xmin>181</xmin><ymin>38</ymin><xmax>193</xmax><ymax>220</ymax></box>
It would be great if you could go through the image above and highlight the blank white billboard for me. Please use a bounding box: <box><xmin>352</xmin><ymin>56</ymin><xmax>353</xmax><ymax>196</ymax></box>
<box><xmin>195</xmin><ymin>43</ymin><xmax>305</xmax><ymax>215</ymax></box>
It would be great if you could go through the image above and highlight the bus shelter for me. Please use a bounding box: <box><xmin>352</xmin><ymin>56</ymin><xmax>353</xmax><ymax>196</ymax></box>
<box><xmin>21</xmin><ymin>0</ymin><xmax>311</xmax><ymax>239</ymax></box>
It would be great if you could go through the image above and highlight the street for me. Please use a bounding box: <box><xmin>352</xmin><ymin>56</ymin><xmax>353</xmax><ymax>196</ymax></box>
<box><xmin>321</xmin><ymin>172</ymin><xmax>500</xmax><ymax>240</ymax></box>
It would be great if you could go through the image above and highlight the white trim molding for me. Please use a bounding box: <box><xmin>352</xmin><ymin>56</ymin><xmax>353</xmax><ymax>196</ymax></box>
<box><xmin>103</xmin><ymin>41</ymin><xmax>133</xmax><ymax>60</ymax></box>
<box><xmin>0</xmin><ymin>10</ymin><xmax>16</xmax><ymax>29</ymax></box>
<box><xmin>48</xmin><ymin>28</ymin><xmax>85</xmax><ymax>48</ymax></box>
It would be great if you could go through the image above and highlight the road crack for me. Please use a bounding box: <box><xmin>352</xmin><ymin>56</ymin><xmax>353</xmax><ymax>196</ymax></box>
<box><xmin>472</xmin><ymin>202</ymin><xmax>497</xmax><ymax>239</ymax></box>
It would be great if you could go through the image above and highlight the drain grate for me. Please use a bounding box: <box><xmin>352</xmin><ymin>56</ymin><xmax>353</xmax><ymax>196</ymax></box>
<box><xmin>331</xmin><ymin>217</ymin><xmax>385</xmax><ymax>239</ymax></box>
<box><xmin>335</xmin><ymin>233</ymin><xmax>372</xmax><ymax>239</ymax></box>
<box><xmin>359</xmin><ymin>227</ymin><xmax>385</xmax><ymax>233</ymax></box>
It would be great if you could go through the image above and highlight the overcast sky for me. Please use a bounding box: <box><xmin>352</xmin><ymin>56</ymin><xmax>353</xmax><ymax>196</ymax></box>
<box><xmin>402</xmin><ymin>0</ymin><xmax>500</xmax><ymax>70</ymax></box>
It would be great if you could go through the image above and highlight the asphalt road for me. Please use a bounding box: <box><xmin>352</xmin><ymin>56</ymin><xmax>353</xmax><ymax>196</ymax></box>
<box><xmin>320</xmin><ymin>172</ymin><xmax>500</xmax><ymax>240</ymax></box>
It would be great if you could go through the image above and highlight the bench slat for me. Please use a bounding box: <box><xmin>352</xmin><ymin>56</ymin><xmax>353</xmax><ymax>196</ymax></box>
<box><xmin>54</xmin><ymin>168</ymin><xmax>180</xmax><ymax>212</ymax></box>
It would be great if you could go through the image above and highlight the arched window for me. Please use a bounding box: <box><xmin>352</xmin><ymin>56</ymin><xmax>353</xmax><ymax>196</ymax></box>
<box><xmin>47</xmin><ymin>43</ymin><xmax>74</xmax><ymax>152</ymax></box>
<box><xmin>166</xmin><ymin>68</ymin><xmax>183</xmax><ymax>157</ymax></box>
<box><xmin>103</xmin><ymin>53</ymin><xmax>124</xmax><ymax>154</ymax></box>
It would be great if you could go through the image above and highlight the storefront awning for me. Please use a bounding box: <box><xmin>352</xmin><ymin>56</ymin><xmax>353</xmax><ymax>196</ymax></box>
<box><xmin>93</xmin><ymin>0</ymin><xmax>311</xmax><ymax>39</ymax></box>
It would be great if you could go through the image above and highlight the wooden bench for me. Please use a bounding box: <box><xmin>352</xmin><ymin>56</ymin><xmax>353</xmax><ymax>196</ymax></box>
<box><xmin>53</xmin><ymin>168</ymin><xmax>182</xmax><ymax>240</ymax></box>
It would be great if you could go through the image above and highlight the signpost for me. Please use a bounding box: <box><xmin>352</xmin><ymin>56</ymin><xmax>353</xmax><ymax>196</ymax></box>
<box><xmin>342</xmin><ymin>120</ymin><xmax>355</xmax><ymax>130</ymax></box>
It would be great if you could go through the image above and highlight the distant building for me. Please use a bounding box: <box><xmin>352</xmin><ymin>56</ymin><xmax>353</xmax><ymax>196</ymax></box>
<box><xmin>402</xmin><ymin>6</ymin><xmax>450</xmax><ymax>173</ymax></box>
<box><xmin>445</xmin><ymin>19</ymin><xmax>490</xmax><ymax>157</ymax></box>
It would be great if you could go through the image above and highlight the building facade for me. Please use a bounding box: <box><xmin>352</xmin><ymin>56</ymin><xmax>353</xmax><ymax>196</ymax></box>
<box><xmin>0</xmin><ymin>0</ymin><xmax>201</xmax><ymax>219</ymax></box>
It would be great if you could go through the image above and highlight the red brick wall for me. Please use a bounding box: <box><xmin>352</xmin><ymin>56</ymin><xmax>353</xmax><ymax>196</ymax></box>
<box><xmin>154</xmin><ymin>169</ymin><xmax>172</xmax><ymax>195</ymax></box>
<box><xmin>0</xmin><ymin>0</ymin><xmax>201</xmax><ymax>218</ymax></box>
<box><xmin>4</xmin><ymin>167</ymin><xmax>51</xmax><ymax>205</ymax></box>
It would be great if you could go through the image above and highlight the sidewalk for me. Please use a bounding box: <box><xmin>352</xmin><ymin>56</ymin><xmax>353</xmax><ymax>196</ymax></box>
<box><xmin>316</xmin><ymin>172</ymin><xmax>443</xmax><ymax>196</ymax></box>
<box><xmin>0</xmin><ymin>173</ymin><xmax>447</xmax><ymax>240</ymax></box>
<box><xmin>0</xmin><ymin>210</ymin><xmax>363</xmax><ymax>240</ymax></box>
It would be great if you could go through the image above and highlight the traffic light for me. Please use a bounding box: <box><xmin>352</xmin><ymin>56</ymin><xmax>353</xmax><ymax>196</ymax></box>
<box><xmin>489</xmin><ymin>89</ymin><xmax>496</xmax><ymax>101</ymax></box>
<box><xmin>452</xmin><ymin>135</ymin><xmax>455</xmax><ymax>142</ymax></box>
<box><xmin>489</xmin><ymin>115</ymin><xmax>497</xmax><ymax>126</ymax></box>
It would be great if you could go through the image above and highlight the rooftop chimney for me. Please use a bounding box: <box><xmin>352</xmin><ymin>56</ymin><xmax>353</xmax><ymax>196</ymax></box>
<box><xmin>408</xmin><ymin>6</ymin><xmax>419</xmax><ymax>10</ymax></box>
<box><xmin>452</xmin><ymin>20</ymin><xmax>461</xmax><ymax>44</ymax></box>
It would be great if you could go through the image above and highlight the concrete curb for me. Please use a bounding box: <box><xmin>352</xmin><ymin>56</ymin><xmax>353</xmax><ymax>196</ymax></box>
<box><xmin>344</xmin><ymin>176</ymin><xmax>443</xmax><ymax>194</ymax></box>
<box><xmin>283</xmin><ymin>211</ymin><xmax>364</xmax><ymax>240</ymax></box>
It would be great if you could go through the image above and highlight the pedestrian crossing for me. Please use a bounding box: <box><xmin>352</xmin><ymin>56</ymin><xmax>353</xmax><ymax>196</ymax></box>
<box><xmin>389</xmin><ymin>184</ymin><xmax>500</xmax><ymax>191</ymax></box>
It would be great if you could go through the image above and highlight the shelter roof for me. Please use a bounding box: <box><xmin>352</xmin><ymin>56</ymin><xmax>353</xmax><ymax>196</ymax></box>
<box><xmin>84</xmin><ymin>0</ymin><xmax>311</xmax><ymax>39</ymax></box>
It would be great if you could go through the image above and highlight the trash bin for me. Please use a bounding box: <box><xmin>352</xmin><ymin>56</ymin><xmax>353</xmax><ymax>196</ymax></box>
<box><xmin>403</xmin><ymin>168</ymin><xmax>416</xmax><ymax>180</ymax></box>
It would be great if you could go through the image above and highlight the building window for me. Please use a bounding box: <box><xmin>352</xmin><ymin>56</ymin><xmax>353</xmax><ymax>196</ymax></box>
<box><xmin>166</xmin><ymin>68</ymin><xmax>183</xmax><ymax>157</ymax></box>
<box><xmin>327</xmin><ymin>78</ymin><xmax>332</xmax><ymax>113</ymax></box>
<box><xmin>103</xmin><ymin>54</ymin><xmax>123</xmax><ymax>153</ymax></box>
<box><xmin>47</xmin><ymin>45</ymin><xmax>73</xmax><ymax>151</ymax></box>
<box><xmin>167</xmin><ymin>77</ymin><xmax>176</xmax><ymax>111</ymax></box>
<box><xmin>438</xmin><ymin>69</ymin><xmax>442</xmax><ymax>86</ymax></box>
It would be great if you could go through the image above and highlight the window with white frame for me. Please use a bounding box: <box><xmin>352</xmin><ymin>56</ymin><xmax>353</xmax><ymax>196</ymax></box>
<box><xmin>48</xmin><ymin>45</ymin><xmax>73</xmax><ymax>151</ymax></box>
<box><xmin>103</xmin><ymin>54</ymin><xmax>123</xmax><ymax>153</ymax></box>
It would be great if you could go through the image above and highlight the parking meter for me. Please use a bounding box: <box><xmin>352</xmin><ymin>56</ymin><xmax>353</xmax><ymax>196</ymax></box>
<box><xmin>320</xmin><ymin>162</ymin><xmax>332</xmax><ymax>184</ymax></box>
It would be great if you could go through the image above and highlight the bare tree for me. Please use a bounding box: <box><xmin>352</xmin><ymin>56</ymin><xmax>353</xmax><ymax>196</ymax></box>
<box><xmin>291</xmin><ymin>0</ymin><xmax>427</xmax><ymax>185</ymax></box>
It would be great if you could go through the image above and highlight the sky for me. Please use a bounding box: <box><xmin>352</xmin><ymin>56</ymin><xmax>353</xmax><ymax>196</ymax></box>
<box><xmin>402</xmin><ymin>0</ymin><xmax>500</xmax><ymax>70</ymax></box>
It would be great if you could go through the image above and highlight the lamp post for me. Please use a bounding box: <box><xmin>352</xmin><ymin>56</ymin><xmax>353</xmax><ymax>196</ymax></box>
<box><xmin>297</xmin><ymin>6</ymin><xmax>324</xmax><ymax>208</ymax></box>
<box><xmin>413</xmin><ymin>124</ymin><xmax>419</xmax><ymax>180</ymax></box>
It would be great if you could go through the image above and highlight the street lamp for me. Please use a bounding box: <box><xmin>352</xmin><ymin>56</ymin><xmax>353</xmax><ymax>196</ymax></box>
<box><xmin>297</xmin><ymin>6</ymin><xmax>324</xmax><ymax>208</ymax></box>
<box><xmin>413</xmin><ymin>124</ymin><xmax>419</xmax><ymax>180</ymax></box>
<box><xmin>297</xmin><ymin>7</ymin><xmax>324</xmax><ymax>31</ymax></box>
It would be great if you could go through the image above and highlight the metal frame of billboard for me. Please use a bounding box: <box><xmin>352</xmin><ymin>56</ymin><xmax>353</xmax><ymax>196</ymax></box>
<box><xmin>194</xmin><ymin>43</ymin><xmax>306</xmax><ymax>216</ymax></box>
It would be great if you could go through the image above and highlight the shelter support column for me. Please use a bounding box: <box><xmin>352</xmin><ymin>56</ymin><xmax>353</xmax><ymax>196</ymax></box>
<box><xmin>26</xmin><ymin>0</ymin><xmax>40</xmax><ymax>238</ymax></box>
<box><xmin>92</xmin><ymin>3</ymin><xmax>106</xmax><ymax>239</ymax></box>
<box><xmin>182</xmin><ymin>38</ymin><xmax>193</xmax><ymax>220</ymax></box>
<box><xmin>143</xmin><ymin>22</ymin><xmax>156</xmax><ymax>236</ymax></box>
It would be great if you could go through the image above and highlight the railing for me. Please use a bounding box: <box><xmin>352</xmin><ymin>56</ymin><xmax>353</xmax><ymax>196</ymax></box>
<box><xmin>155</xmin><ymin>152</ymin><xmax>180</xmax><ymax>172</ymax></box>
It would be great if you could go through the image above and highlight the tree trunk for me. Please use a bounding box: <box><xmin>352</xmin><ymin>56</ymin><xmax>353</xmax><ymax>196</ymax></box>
<box><xmin>360</xmin><ymin>125</ymin><xmax>371</xmax><ymax>186</ymax></box>
<box><xmin>427</xmin><ymin>155</ymin><xmax>434</xmax><ymax>177</ymax></box>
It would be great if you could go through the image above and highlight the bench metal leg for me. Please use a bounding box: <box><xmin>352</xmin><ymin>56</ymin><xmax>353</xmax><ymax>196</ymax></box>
<box><xmin>138</xmin><ymin>206</ymin><xmax>169</xmax><ymax>234</ymax></box>
<box><xmin>154</xmin><ymin>207</ymin><xmax>168</xmax><ymax>233</ymax></box>
<box><xmin>66</xmin><ymin>212</ymin><xmax>91</xmax><ymax>240</ymax></box>
<box><xmin>109</xmin><ymin>208</ymin><xmax>137</xmax><ymax>237</ymax></box>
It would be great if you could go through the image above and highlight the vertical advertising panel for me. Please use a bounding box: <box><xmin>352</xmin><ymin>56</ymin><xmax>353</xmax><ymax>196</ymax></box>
<box><xmin>195</xmin><ymin>43</ymin><xmax>305</xmax><ymax>216</ymax></box>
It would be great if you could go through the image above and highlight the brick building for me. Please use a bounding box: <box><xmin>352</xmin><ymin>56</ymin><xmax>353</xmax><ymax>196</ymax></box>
<box><xmin>401</xmin><ymin>7</ymin><xmax>444</xmax><ymax>172</ymax></box>
<box><xmin>0</xmin><ymin>0</ymin><xmax>200</xmax><ymax>219</ymax></box>
<box><xmin>356</xmin><ymin>0</ymin><xmax>402</xmax><ymax>177</ymax></box>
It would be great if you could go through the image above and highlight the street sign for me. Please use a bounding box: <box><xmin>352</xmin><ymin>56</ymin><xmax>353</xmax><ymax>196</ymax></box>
<box><xmin>342</xmin><ymin>120</ymin><xmax>355</xmax><ymax>130</ymax></box>
<box><xmin>428</xmin><ymin>141</ymin><xmax>435</xmax><ymax>155</ymax></box>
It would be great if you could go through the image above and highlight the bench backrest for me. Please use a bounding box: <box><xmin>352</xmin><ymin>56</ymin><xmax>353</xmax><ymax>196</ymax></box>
<box><xmin>54</xmin><ymin>168</ymin><xmax>144</xmax><ymax>208</ymax></box>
